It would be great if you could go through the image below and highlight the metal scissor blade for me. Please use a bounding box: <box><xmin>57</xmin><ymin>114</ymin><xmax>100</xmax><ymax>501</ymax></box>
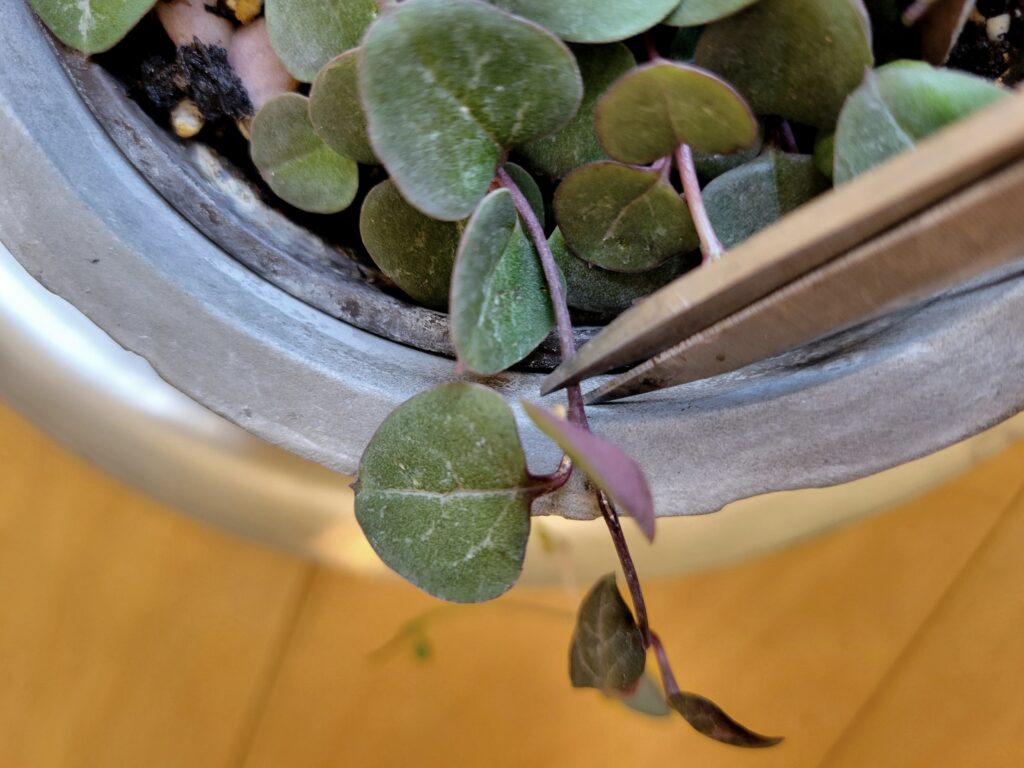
<box><xmin>586</xmin><ymin>154</ymin><xmax>1024</xmax><ymax>404</ymax></box>
<box><xmin>541</xmin><ymin>91</ymin><xmax>1024</xmax><ymax>396</ymax></box>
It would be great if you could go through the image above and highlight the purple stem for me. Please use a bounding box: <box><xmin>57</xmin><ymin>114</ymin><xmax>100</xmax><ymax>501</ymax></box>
<box><xmin>676</xmin><ymin>144</ymin><xmax>725</xmax><ymax>262</ymax></box>
<box><xmin>650</xmin><ymin>630</ymin><xmax>681</xmax><ymax>697</ymax></box>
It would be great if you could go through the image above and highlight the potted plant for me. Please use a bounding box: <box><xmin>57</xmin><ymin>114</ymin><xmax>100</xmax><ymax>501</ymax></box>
<box><xmin>6</xmin><ymin>0</ymin><xmax>1024</xmax><ymax>746</ymax></box>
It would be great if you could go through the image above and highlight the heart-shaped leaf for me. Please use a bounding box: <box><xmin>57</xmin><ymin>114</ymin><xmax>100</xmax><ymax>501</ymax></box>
<box><xmin>519</xmin><ymin>44</ymin><xmax>636</xmax><ymax>179</ymax></box>
<box><xmin>309</xmin><ymin>49</ymin><xmax>378</xmax><ymax>165</ymax></box>
<box><xmin>569</xmin><ymin>574</ymin><xmax>646</xmax><ymax>692</ymax></box>
<box><xmin>359</xmin><ymin>180</ymin><xmax>463</xmax><ymax>309</ymax></box>
<box><xmin>265</xmin><ymin>0</ymin><xmax>378</xmax><ymax>82</ymax></box>
<box><xmin>665</xmin><ymin>0</ymin><xmax>762</xmax><ymax>27</ymax></box>
<box><xmin>669</xmin><ymin>692</ymin><xmax>783</xmax><ymax>748</ymax></box>
<box><xmin>613</xmin><ymin>674</ymin><xmax>671</xmax><ymax>717</ymax></box>
<box><xmin>488</xmin><ymin>0</ymin><xmax>681</xmax><ymax>43</ymax></box>
<box><xmin>814</xmin><ymin>133</ymin><xmax>835</xmax><ymax>180</ymax></box>
<box><xmin>554</xmin><ymin>163</ymin><xmax>697</xmax><ymax>273</ymax></box>
<box><xmin>28</xmin><ymin>0</ymin><xmax>157</xmax><ymax>54</ymax></box>
<box><xmin>596</xmin><ymin>61</ymin><xmax>757</xmax><ymax>164</ymax></box>
<box><xmin>250</xmin><ymin>93</ymin><xmax>359</xmax><ymax>214</ymax></box>
<box><xmin>695</xmin><ymin>0</ymin><xmax>874</xmax><ymax>129</ymax></box>
<box><xmin>550</xmin><ymin>229</ymin><xmax>687</xmax><ymax>317</ymax></box>
<box><xmin>360</xmin><ymin>0</ymin><xmax>583</xmax><ymax>221</ymax></box>
<box><xmin>522</xmin><ymin>401</ymin><xmax>655</xmax><ymax>540</ymax></box>
<box><xmin>450</xmin><ymin>189</ymin><xmax>555</xmax><ymax>375</ymax></box>
<box><xmin>834</xmin><ymin>61</ymin><xmax>1007</xmax><ymax>183</ymax></box>
<box><xmin>503</xmin><ymin>163</ymin><xmax>546</xmax><ymax>227</ymax></box>
<box><xmin>692</xmin><ymin>130</ymin><xmax>763</xmax><ymax>183</ymax></box>
<box><xmin>703</xmin><ymin>150</ymin><xmax>829</xmax><ymax>248</ymax></box>
<box><xmin>354</xmin><ymin>382</ymin><xmax>533</xmax><ymax>603</ymax></box>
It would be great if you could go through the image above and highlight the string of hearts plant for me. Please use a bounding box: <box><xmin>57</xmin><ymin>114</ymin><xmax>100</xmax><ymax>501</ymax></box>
<box><xmin>30</xmin><ymin>0</ymin><xmax>1014</xmax><ymax>747</ymax></box>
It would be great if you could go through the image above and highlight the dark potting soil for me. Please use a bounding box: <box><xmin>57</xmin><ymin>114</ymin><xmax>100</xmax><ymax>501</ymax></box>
<box><xmin>949</xmin><ymin>2</ymin><xmax>1024</xmax><ymax>84</ymax></box>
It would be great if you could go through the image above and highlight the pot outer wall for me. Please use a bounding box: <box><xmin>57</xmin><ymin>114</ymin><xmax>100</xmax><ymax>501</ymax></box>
<box><xmin>3</xmin><ymin>1</ymin><xmax>1024</xmax><ymax>522</ymax></box>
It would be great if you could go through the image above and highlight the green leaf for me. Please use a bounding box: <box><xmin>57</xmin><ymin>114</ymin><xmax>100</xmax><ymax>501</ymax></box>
<box><xmin>704</xmin><ymin>150</ymin><xmax>829</xmax><ymax>248</ymax></box>
<box><xmin>450</xmin><ymin>189</ymin><xmax>555</xmax><ymax>375</ymax></box>
<box><xmin>554</xmin><ymin>163</ymin><xmax>697</xmax><ymax>273</ymax></box>
<box><xmin>265</xmin><ymin>0</ymin><xmax>378</xmax><ymax>82</ymax></box>
<box><xmin>695</xmin><ymin>0</ymin><xmax>874</xmax><ymax>129</ymax></box>
<box><xmin>613</xmin><ymin>674</ymin><xmax>671</xmax><ymax>717</ymax></box>
<box><xmin>692</xmin><ymin>130</ymin><xmax>763</xmax><ymax>183</ymax></box>
<box><xmin>669</xmin><ymin>692</ymin><xmax>783</xmax><ymax>748</ymax></box>
<box><xmin>596</xmin><ymin>61</ymin><xmax>757</xmax><ymax>164</ymax></box>
<box><xmin>550</xmin><ymin>229</ymin><xmax>687</xmax><ymax>317</ymax></box>
<box><xmin>503</xmin><ymin>163</ymin><xmax>546</xmax><ymax>227</ymax></box>
<box><xmin>488</xmin><ymin>0</ymin><xmax>681</xmax><ymax>43</ymax></box>
<box><xmin>569</xmin><ymin>575</ymin><xmax>646</xmax><ymax>692</ymax></box>
<box><xmin>250</xmin><ymin>94</ymin><xmax>359</xmax><ymax>214</ymax></box>
<box><xmin>522</xmin><ymin>402</ymin><xmax>655</xmax><ymax>540</ymax></box>
<box><xmin>665</xmin><ymin>0</ymin><xmax>762</xmax><ymax>27</ymax></box>
<box><xmin>813</xmin><ymin>133</ymin><xmax>835</xmax><ymax>180</ymax></box>
<box><xmin>354</xmin><ymin>383</ymin><xmax>533</xmax><ymax>603</ymax></box>
<box><xmin>360</xmin><ymin>0</ymin><xmax>583</xmax><ymax>221</ymax></box>
<box><xmin>669</xmin><ymin>26</ymin><xmax>704</xmax><ymax>62</ymax></box>
<box><xmin>518</xmin><ymin>44</ymin><xmax>636</xmax><ymax>179</ymax></box>
<box><xmin>28</xmin><ymin>0</ymin><xmax>157</xmax><ymax>54</ymax></box>
<box><xmin>309</xmin><ymin>49</ymin><xmax>378</xmax><ymax>166</ymax></box>
<box><xmin>834</xmin><ymin>61</ymin><xmax>1008</xmax><ymax>184</ymax></box>
<box><xmin>359</xmin><ymin>180</ymin><xmax>463</xmax><ymax>309</ymax></box>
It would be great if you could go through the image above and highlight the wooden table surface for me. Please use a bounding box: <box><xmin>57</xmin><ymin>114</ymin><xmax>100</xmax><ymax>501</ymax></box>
<box><xmin>1</xmin><ymin>401</ymin><xmax>1021</xmax><ymax>767</ymax></box>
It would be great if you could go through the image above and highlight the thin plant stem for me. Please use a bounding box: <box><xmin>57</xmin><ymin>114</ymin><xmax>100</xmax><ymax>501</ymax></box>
<box><xmin>496</xmin><ymin>166</ymin><xmax>587</xmax><ymax>427</ymax></box>
<box><xmin>498</xmin><ymin>161</ymin><xmax>689</xmax><ymax>714</ymax></box>
<box><xmin>902</xmin><ymin>0</ymin><xmax>940</xmax><ymax>25</ymax></box>
<box><xmin>650</xmin><ymin>630</ymin><xmax>681</xmax><ymax>696</ymax></box>
<box><xmin>598</xmin><ymin>492</ymin><xmax>651</xmax><ymax>643</ymax></box>
<box><xmin>676</xmin><ymin>144</ymin><xmax>725</xmax><ymax>262</ymax></box>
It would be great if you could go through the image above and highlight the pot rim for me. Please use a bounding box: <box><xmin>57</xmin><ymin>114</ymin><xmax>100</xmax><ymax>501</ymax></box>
<box><xmin>3</xmin><ymin>1</ymin><xmax>1024</xmax><ymax>521</ymax></box>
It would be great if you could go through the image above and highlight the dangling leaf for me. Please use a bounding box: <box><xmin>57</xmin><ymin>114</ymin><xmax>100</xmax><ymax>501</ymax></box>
<box><xmin>309</xmin><ymin>49</ymin><xmax>378</xmax><ymax>165</ymax></box>
<box><xmin>360</xmin><ymin>0</ymin><xmax>583</xmax><ymax>221</ymax></box>
<box><xmin>834</xmin><ymin>61</ymin><xmax>1007</xmax><ymax>183</ymax></box>
<box><xmin>450</xmin><ymin>190</ymin><xmax>555</xmax><ymax>375</ymax></box>
<box><xmin>354</xmin><ymin>383</ymin><xmax>533</xmax><ymax>603</ymax></box>
<box><xmin>28</xmin><ymin>0</ymin><xmax>157</xmax><ymax>54</ymax></box>
<box><xmin>265</xmin><ymin>0</ymin><xmax>378</xmax><ymax>82</ymax></box>
<box><xmin>250</xmin><ymin>94</ymin><xmax>359</xmax><ymax>214</ymax></box>
<box><xmin>669</xmin><ymin>692</ymin><xmax>783</xmax><ymax>748</ymax></box>
<box><xmin>695</xmin><ymin>0</ymin><xmax>874</xmax><ymax>129</ymax></box>
<box><xmin>554</xmin><ymin>163</ymin><xmax>697</xmax><ymax>273</ymax></box>
<box><xmin>359</xmin><ymin>180</ymin><xmax>463</xmax><ymax>309</ymax></box>
<box><xmin>596</xmin><ymin>61</ymin><xmax>757</xmax><ymax>164</ymax></box>
<box><xmin>550</xmin><ymin>229</ymin><xmax>687</xmax><ymax>317</ymax></box>
<box><xmin>522</xmin><ymin>401</ymin><xmax>655</xmax><ymax>540</ymax></box>
<box><xmin>664</xmin><ymin>0</ymin><xmax>762</xmax><ymax>27</ymax></box>
<box><xmin>569</xmin><ymin>575</ymin><xmax>647</xmax><ymax>692</ymax></box>
<box><xmin>519</xmin><ymin>44</ymin><xmax>637</xmax><ymax>179</ymax></box>
<box><xmin>488</xmin><ymin>0</ymin><xmax>681</xmax><ymax>43</ymax></box>
<box><xmin>703</xmin><ymin>150</ymin><xmax>830</xmax><ymax>248</ymax></box>
<box><xmin>613</xmin><ymin>674</ymin><xmax>671</xmax><ymax>717</ymax></box>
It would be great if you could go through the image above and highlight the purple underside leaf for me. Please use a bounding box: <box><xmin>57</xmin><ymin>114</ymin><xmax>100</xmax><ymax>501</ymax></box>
<box><xmin>669</xmin><ymin>691</ymin><xmax>783</xmax><ymax>748</ymax></box>
<box><xmin>522</xmin><ymin>401</ymin><xmax>655</xmax><ymax>540</ymax></box>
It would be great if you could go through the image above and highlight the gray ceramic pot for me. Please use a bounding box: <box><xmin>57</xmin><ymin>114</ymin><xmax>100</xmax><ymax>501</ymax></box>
<box><xmin>3</xmin><ymin>0</ymin><xmax>1024</xmax><ymax>527</ymax></box>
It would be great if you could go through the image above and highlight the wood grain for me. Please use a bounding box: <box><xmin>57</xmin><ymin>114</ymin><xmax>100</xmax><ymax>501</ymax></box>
<box><xmin>3</xmin><ymin>398</ymin><xmax>1024</xmax><ymax>767</ymax></box>
<box><xmin>0</xmin><ymin>405</ymin><xmax>313</xmax><ymax>768</ymax></box>
<box><xmin>242</xmin><ymin>442</ymin><xmax>1024</xmax><ymax>768</ymax></box>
